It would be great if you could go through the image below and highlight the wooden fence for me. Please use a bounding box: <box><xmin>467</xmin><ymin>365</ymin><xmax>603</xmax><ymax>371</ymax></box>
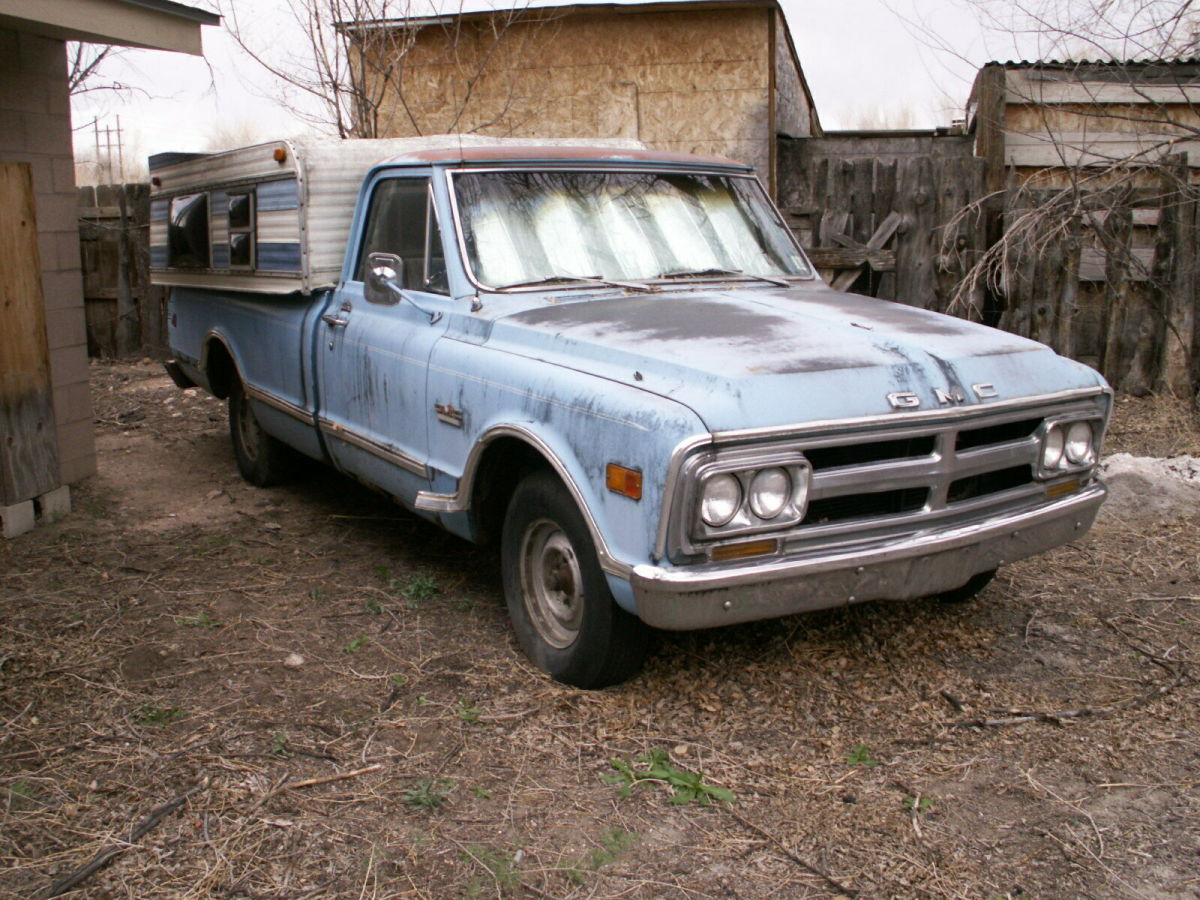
<box><xmin>996</xmin><ymin>176</ymin><xmax>1198</xmax><ymax>397</ymax></box>
<box><xmin>77</xmin><ymin>183</ymin><xmax>167</xmax><ymax>358</ymax></box>
<box><xmin>777</xmin><ymin>134</ymin><xmax>1200</xmax><ymax>398</ymax></box>
<box><xmin>777</xmin><ymin>133</ymin><xmax>988</xmax><ymax>317</ymax></box>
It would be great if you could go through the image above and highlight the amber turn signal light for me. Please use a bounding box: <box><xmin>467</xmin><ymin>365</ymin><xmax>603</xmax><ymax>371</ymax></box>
<box><xmin>1045</xmin><ymin>478</ymin><xmax>1082</xmax><ymax>499</ymax></box>
<box><xmin>273</xmin><ymin>147</ymin><xmax>287</xmax><ymax>163</ymax></box>
<box><xmin>606</xmin><ymin>464</ymin><xmax>643</xmax><ymax>500</ymax></box>
<box><xmin>711</xmin><ymin>539</ymin><xmax>778</xmax><ymax>562</ymax></box>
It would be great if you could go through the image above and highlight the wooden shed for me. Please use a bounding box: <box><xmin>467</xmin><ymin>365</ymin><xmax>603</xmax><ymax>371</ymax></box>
<box><xmin>0</xmin><ymin>0</ymin><xmax>217</xmax><ymax>538</ymax></box>
<box><xmin>346</xmin><ymin>0</ymin><xmax>821</xmax><ymax>195</ymax></box>
<box><xmin>969</xmin><ymin>59</ymin><xmax>1200</xmax><ymax>192</ymax></box>
<box><xmin>966</xmin><ymin>60</ymin><xmax>1200</xmax><ymax>396</ymax></box>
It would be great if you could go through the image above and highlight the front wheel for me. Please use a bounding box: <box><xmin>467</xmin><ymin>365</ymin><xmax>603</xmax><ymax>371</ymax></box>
<box><xmin>229</xmin><ymin>380</ymin><xmax>297</xmax><ymax>487</ymax></box>
<box><xmin>501</xmin><ymin>472</ymin><xmax>649</xmax><ymax>688</ymax></box>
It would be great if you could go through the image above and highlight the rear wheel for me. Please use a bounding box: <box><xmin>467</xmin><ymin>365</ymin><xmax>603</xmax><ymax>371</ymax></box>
<box><xmin>229</xmin><ymin>380</ymin><xmax>297</xmax><ymax>487</ymax></box>
<box><xmin>935</xmin><ymin>569</ymin><xmax>997</xmax><ymax>604</ymax></box>
<box><xmin>501</xmin><ymin>472</ymin><xmax>649</xmax><ymax>688</ymax></box>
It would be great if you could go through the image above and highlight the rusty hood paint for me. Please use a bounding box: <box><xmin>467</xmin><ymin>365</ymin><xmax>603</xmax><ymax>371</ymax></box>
<box><xmin>480</xmin><ymin>283</ymin><xmax>1105</xmax><ymax>433</ymax></box>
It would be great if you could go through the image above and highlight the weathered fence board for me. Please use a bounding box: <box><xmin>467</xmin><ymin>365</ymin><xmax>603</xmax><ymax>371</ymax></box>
<box><xmin>0</xmin><ymin>163</ymin><xmax>59</xmax><ymax>505</ymax></box>
<box><xmin>78</xmin><ymin>183</ymin><xmax>167</xmax><ymax>358</ymax></box>
<box><xmin>777</xmin><ymin>135</ymin><xmax>986</xmax><ymax>317</ymax></box>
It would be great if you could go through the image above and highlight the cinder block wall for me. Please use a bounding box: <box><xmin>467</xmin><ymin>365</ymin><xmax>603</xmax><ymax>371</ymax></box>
<box><xmin>0</xmin><ymin>27</ymin><xmax>96</xmax><ymax>486</ymax></box>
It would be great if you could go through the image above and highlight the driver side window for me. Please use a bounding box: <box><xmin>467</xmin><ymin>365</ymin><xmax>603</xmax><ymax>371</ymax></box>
<box><xmin>356</xmin><ymin>177</ymin><xmax>449</xmax><ymax>295</ymax></box>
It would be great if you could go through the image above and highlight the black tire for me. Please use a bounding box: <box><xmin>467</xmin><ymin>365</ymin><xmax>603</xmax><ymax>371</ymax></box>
<box><xmin>228</xmin><ymin>380</ymin><xmax>297</xmax><ymax>487</ymax></box>
<box><xmin>501</xmin><ymin>471</ymin><xmax>649</xmax><ymax>688</ymax></box>
<box><xmin>935</xmin><ymin>569</ymin><xmax>997</xmax><ymax>604</ymax></box>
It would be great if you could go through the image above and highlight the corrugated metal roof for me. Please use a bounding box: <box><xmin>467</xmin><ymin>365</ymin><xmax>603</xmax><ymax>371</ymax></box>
<box><xmin>985</xmin><ymin>58</ymin><xmax>1200</xmax><ymax>69</ymax></box>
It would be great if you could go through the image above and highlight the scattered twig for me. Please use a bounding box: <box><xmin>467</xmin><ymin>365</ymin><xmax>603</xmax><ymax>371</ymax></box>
<box><xmin>938</xmin><ymin>690</ymin><xmax>965</xmax><ymax>713</ymax></box>
<box><xmin>954</xmin><ymin>634</ymin><xmax>1187</xmax><ymax>728</ymax></box>
<box><xmin>42</xmin><ymin>783</ymin><xmax>205</xmax><ymax>898</ymax></box>
<box><xmin>284</xmin><ymin>764</ymin><xmax>383</xmax><ymax>791</ymax></box>
<box><xmin>724</xmin><ymin>806</ymin><xmax>858</xmax><ymax>897</ymax></box>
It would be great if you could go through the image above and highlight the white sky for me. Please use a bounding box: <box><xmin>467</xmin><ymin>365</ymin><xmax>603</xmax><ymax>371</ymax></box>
<box><xmin>71</xmin><ymin>0</ymin><xmax>1022</xmax><ymax>172</ymax></box>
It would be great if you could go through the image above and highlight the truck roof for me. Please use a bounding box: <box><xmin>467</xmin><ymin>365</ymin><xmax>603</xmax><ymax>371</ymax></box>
<box><xmin>150</xmin><ymin>135</ymin><xmax>750</xmax><ymax>173</ymax></box>
<box><xmin>378</xmin><ymin>141</ymin><xmax>750</xmax><ymax>170</ymax></box>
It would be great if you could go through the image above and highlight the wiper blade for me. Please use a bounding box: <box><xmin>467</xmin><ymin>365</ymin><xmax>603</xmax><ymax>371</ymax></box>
<box><xmin>657</xmin><ymin>267</ymin><xmax>791</xmax><ymax>288</ymax></box>
<box><xmin>497</xmin><ymin>273</ymin><xmax>653</xmax><ymax>292</ymax></box>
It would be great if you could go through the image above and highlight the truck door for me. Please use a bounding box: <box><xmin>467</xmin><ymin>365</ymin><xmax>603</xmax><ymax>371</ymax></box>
<box><xmin>315</xmin><ymin>173</ymin><xmax>452</xmax><ymax>503</ymax></box>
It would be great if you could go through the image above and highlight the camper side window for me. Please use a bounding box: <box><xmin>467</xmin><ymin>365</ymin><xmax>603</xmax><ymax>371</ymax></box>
<box><xmin>228</xmin><ymin>191</ymin><xmax>255</xmax><ymax>269</ymax></box>
<box><xmin>356</xmin><ymin>178</ymin><xmax>448</xmax><ymax>295</ymax></box>
<box><xmin>168</xmin><ymin>192</ymin><xmax>210</xmax><ymax>268</ymax></box>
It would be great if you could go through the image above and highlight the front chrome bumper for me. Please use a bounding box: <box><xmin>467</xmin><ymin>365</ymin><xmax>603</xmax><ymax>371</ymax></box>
<box><xmin>630</xmin><ymin>484</ymin><xmax>1105</xmax><ymax>630</ymax></box>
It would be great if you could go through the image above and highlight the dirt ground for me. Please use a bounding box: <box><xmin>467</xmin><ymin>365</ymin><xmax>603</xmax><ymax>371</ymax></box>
<box><xmin>2</xmin><ymin>361</ymin><xmax>1198</xmax><ymax>900</ymax></box>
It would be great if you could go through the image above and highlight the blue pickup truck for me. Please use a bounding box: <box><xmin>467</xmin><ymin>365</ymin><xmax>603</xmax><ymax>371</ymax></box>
<box><xmin>151</xmin><ymin>136</ymin><xmax>1109</xmax><ymax>687</ymax></box>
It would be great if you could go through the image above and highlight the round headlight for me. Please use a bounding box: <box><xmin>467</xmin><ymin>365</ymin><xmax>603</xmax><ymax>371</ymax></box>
<box><xmin>1065</xmin><ymin>421</ymin><xmax>1095</xmax><ymax>464</ymax></box>
<box><xmin>749</xmin><ymin>468</ymin><xmax>791</xmax><ymax>519</ymax></box>
<box><xmin>700</xmin><ymin>473</ymin><xmax>742</xmax><ymax>527</ymax></box>
<box><xmin>1042</xmin><ymin>426</ymin><xmax>1065</xmax><ymax>470</ymax></box>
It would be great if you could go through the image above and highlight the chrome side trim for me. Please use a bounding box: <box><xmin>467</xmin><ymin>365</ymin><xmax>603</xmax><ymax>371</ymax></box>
<box><xmin>414</xmin><ymin>491</ymin><xmax>459</xmax><ymax>513</ymax></box>
<box><xmin>709</xmin><ymin>386</ymin><xmax>1110</xmax><ymax>445</ymax></box>
<box><xmin>652</xmin><ymin>433</ymin><xmax>716</xmax><ymax>561</ymax></box>
<box><xmin>317</xmin><ymin>416</ymin><xmax>427</xmax><ymax>477</ymax></box>
<box><xmin>245</xmin><ymin>384</ymin><xmax>312</xmax><ymax>424</ymax></box>
<box><xmin>413</xmin><ymin>424</ymin><xmax>633</xmax><ymax>580</ymax></box>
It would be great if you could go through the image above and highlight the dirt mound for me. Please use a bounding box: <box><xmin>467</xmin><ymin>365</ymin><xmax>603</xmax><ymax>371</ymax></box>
<box><xmin>1099</xmin><ymin>453</ymin><xmax>1200</xmax><ymax>518</ymax></box>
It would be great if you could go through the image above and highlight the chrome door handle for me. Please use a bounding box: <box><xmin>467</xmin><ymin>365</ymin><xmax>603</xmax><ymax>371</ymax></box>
<box><xmin>322</xmin><ymin>314</ymin><xmax>349</xmax><ymax>328</ymax></box>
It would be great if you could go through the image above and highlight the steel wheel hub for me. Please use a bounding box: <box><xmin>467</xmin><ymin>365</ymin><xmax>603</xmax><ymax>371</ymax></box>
<box><xmin>519</xmin><ymin>519</ymin><xmax>584</xmax><ymax>649</ymax></box>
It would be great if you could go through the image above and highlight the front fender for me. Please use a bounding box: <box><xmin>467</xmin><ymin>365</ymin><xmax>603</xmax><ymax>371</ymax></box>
<box><xmin>424</xmin><ymin>338</ymin><xmax>706</xmax><ymax>588</ymax></box>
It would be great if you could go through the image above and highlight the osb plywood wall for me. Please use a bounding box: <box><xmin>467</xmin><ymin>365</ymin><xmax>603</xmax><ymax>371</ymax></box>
<box><xmin>366</xmin><ymin>6</ymin><xmax>805</xmax><ymax>185</ymax></box>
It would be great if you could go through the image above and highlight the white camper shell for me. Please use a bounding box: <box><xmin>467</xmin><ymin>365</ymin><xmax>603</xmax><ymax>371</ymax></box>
<box><xmin>148</xmin><ymin>135</ymin><xmax>643</xmax><ymax>295</ymax></box>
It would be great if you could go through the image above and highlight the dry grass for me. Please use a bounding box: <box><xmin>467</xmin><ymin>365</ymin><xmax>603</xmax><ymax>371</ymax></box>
<box><xmin>1</xmin><ymin>361</ymin><xmax>1198</xmax><ymax>899</ymax></box>
<box><xmin>1103</xmin><ymin>392</ymin><xmax>1200</xmax><ymax>458</ymax></box>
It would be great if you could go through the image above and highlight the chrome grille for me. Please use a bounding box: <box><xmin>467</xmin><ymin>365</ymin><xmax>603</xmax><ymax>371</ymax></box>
<box><xmin>670</xmin><ymin>392</ymin><xmax>1109</xmax><ymax>563</ymax></box>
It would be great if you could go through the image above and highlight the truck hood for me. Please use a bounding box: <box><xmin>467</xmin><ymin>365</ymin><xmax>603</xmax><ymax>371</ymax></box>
<box><xmin>476</xmin><ymin>284</ymin><xmax>1104</xmax><ymax>432</ymax></box>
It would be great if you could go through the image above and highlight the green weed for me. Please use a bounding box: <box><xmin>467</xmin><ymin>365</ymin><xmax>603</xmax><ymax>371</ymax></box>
<box><xmin>3</xmin><ymin>779</ymin><xmax>38</xmax><ymax>811</ymax></box>
<box><xmin>457</xmin><ymin>699</ymin><xmax>481</xmax><ymax>724</ymax></box>
<box><xmin>605</xmin><ymin>749</ymin><xmax>733</xmax><ymax>805</ymax></box>
<box><xmin>342</xmin><ymin>634</ymin><xmax>368</xmax><ymax>654</ymax></box>
<box><xmin>461</xmin><ymin>844</ymin><xmax>521</xmax><ymax>896</ymax></box>
<box><xmin>269</xmin><ymin>732</ymin><xmax>293</xmax><ymax>759</ymax></box>
<box><xmin>845</xmin><ymin>744</ymin><xmax>879</xmax><ymax>767</ymax></box>
<box><xmin>403</xmin><ymin>777</ymin><xmax>455</xmax><ymax>811</ymax></box>
<box><xmin>364</xmin><ymin>596</ymin><xmax>383</xmax><ymax>615</ymax></box>
<box><xmin>903</xmin><ymin>795</ymin><xmax>934</xmax><ymax>813</ymax></box>
<box><xmin>136</xmin><ymin>704</ymin><xmax>185</xmax><ymax>728</ymax></box>
<box><xmin>560</xmin><ymin>826</ymin><xmax>638</xmax><ymax>882</ymax></box>
<box><xmin>176</xmin><ymin>611</ymin><xmax>220</xmax><ymax>628</ymax></box>
<box><xmin>391</xmin><ymin>573</ymin><xmax>439</xmax><ymax>606</ymax></box>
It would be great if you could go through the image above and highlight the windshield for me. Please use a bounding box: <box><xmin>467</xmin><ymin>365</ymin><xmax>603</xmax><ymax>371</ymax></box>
<box><xmin>451</xmin><ymin>169</ymin><xmax>812</xmax><ymax>289</ymax></box>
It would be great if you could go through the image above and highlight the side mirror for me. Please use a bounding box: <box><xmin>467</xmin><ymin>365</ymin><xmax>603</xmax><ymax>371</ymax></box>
<box><xmin>364</xmin><ymin>251</ymin><xmax>405</xmax><ymax>305</ymax></box>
